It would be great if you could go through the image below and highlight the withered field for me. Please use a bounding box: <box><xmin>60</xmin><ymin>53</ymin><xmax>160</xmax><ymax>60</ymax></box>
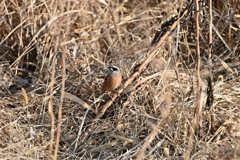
<box><xmin>1</xmin><ymin>0</ymin><xmax>240</xmax><ymax>159</ymax></box>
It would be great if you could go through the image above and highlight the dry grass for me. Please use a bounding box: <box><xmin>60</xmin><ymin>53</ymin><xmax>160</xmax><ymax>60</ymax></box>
<box><xmin>1</xmin><ymin>0</ymin><xmax>240</xmax><ymax>159</ymax></box>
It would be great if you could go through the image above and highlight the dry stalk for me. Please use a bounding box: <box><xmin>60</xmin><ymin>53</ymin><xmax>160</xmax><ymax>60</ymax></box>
<box><xmin>54</xmin><ymin>51</ymin><xmax>65</xmax><ymax>160</ymax></box>
<box><xmin>48</xmin><ymin>30</ymin><xmax>59</xmax><ymax>154</ymax></box>
<box><xmin>185</xmin><ymin>0</ymin><xmax>202</xmax><ymax>159</ymax></box>
<box><xmin>206</xmin><ymin>0</ymin><xmax>214</xmax><ymax>107</ymax></box>
<box><xmin>53</xmin><ymin>0</ymin><xmax>71</xmax><ymax>159</ymax></box>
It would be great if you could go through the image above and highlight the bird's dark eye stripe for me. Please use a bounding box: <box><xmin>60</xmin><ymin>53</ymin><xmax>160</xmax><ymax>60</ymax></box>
<box><xmin>109</xmin><ymin>66</ymin><xmax>118</xmax><ymax>72</ymax></box>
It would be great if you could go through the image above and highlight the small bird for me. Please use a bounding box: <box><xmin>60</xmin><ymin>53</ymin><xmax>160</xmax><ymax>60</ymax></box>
<box><xmin>101</xmin><ymin>66</ymin><xmax>122</xmax><ymax>94</ymax></box>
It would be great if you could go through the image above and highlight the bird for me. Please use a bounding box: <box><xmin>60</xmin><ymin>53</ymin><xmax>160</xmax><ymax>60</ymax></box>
<box><xmin>101</xmin><ymin>65</ymin><xmax>122</xmax><ymax>94</ymax></box>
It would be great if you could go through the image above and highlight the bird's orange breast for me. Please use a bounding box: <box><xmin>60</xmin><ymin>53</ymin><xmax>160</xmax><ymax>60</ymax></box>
<box><xmin>101</xmin><ymin>73</ymin><xmax>122</xmax><ymax>94</ymax></box>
